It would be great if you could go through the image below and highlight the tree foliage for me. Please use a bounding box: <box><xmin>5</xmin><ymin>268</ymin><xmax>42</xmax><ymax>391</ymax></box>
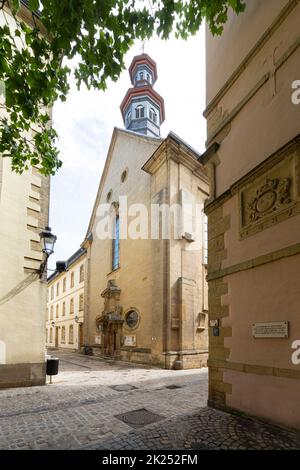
<box><xmin>0</xmin><ymin>0</ymin><xmax>246</xmax><ymax>175</ymax></box>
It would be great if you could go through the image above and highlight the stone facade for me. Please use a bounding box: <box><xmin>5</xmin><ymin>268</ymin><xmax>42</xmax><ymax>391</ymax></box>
<box><xmin>0</xmin><ymin>4</ymin><xmax>50</xmax><ymax>389</ymax></box>
<box><xmin>202</xmin><ymin>0</ymin><xmax>300</xmax><ymax>429</ymax></box>
<box><xmin>46</xmin><ymin>249</ymin><xmax>86</xmax><ymax>351</ymax></box>
<box><xmin>82</xmin><ymin>127</ymin><xmax>209</xmax><ymax>369</ymax></box>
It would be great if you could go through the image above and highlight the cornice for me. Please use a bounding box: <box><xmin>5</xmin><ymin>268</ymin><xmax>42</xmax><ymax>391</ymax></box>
<box><xmin>203</xmin><ymin>0</ymin><xmax>300</xmax><ymax>119</ymax></box>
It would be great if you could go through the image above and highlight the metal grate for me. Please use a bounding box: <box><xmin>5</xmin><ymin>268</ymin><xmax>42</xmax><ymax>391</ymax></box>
<box><xmin>116</xmin><ymin>408</ymin><xmax>165</xmax><ymax>429</ymax></box>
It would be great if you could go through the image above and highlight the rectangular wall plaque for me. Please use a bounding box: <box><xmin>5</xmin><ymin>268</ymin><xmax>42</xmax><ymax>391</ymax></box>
<box><xmin>124</xmin><ymin>335</ymin><xmax>136</xmax><ymax>347</ymax></box>
<box><xmin>252</xmin><ymin>321</ymin><xmax>289</xmax><ymax>339</ymax></box>
<box><xmin>94</xmin><ymin>335</ymin><xmax>101</xmax><ymax>345</ymax></box>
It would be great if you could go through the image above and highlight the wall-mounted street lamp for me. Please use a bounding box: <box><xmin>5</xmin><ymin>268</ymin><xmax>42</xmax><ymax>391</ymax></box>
<box><xmin>39</xmin><ymin>226</ymin><xmax>57</xmax><ymax>278</ymax></box>
<box><xmin>75</xmin><ymin>316</ymin><xmax>83</xmax><ymax>326</ymax></box>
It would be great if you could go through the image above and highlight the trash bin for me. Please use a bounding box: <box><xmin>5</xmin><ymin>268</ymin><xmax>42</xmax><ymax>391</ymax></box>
<box><xmin>46</xmin><ymin>357</ymin><xmax>59</xmax><ymax>383</ymax></box>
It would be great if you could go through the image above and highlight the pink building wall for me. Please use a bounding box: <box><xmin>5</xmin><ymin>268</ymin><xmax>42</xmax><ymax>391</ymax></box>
<box><xmin>204</xmin><ymin>0</ymin><xmax>300</xmax><ymax>429</ymax></box>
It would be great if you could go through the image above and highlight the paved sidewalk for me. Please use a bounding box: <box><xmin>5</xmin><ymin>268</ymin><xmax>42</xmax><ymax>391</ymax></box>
<box><xmin>86</xmin><ymin>406</ymin><xmax>300</xmax><ymax>450</ymax></box>
<box><xmin>0</xmin><ymin>351</ymin><xmax>298</xmax><ymax>450</ymax></box>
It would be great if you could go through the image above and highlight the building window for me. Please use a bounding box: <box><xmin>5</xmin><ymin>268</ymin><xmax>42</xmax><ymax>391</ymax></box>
<box><xmin>62</xmin><ymin>301</ymin><xmax>66</xmax><ymax>316</ymax></box>
<box><xmin>203</xmin><ymin>213</ymin><xmax>208</xmax><ymax>265</ymax></box>
<box><xmin>146</xmin><ymin>73</ymin><xmax>150</xmax><ymax>83</ymax></box>
<box><xmin>63</xmin><ymin>278</ymin><xmax>66</xmax><ymax>293</ymax></box>
<box><xmin>135</xmin><ymin>105</ymin><xmax>144</xmax><ymax>119</ymax></box>
<box><xmin>70</xmin><ymin>298</ymin><xmax>74</xmax><ymax>314</ymax></box>
<box><xmin>69</xmin><ymin>325</ymin><xmax>74</xmax><ymax>344</ymax></box>
<box><xmin>149</xmin><ymin>107</ymin><xmax>157</xmax><ymax>123</ymax></box>
<box><xmin>46</xmin><ymin>329</ymin><xmax>48</xmax><ymax>343</ymax></box>
<box><xmin>112</xmin><ymin>215</ymin><xmax>120</xmax><ymax>271</ymax></box>
<box><xmin>70</xmin><ymin>272</ymin><xmax>74</xmax><ymax>288</ymax></box>
<box><xmin>139</xmin><ymin>71</ymin><xmax>144</xmax><ymax>81</ymax></box>
<box><xmin>56</xmin><ymin>304</ymin><xmax>59</xmax><ymax>318</ymax></box>
<box><xmin>61</xmin><ymin>326</ymin><xmax>65</xmax><ymax>343</ymax></box>
<box><xmin>50</xmin><ymin>306</ymin><xmax>53</xmax><ymax>320</ymax></box>
<box><xmin>106</xmin><ymin>190</ymin><xmax>112</xmax><ymax>202</ymax></box>
<box><xmin>50</xmin><ymin>328</ymin><xmax>53</xmax><ymax>343</ymax></box>
<box><xmin>51</xmin><ymin>286</ymin><xmax>54</xmax><ymax>300</ymax></box>
<box><xmin>121</xmin><ymin>169</ymin><xmax>128</xmax><ymax>183</ymax></box>
<box><xmin>80</xmin><ymin>264</ymin><xmax>84</xmax><ymax>283</ymax></box>
<box><xmin>79</xmin><ymin>294</ymin><xmax>84</xmax><ymax>311</ymax></box>
<box><xmin>125</xmin><ymin>310</ymin><xmax>139</xmax><ymax>329</ymax></box>
<box><xmin>56</xmin><ymin>282</ymin><xmax>59</xmax><ymax>297</ymax></box>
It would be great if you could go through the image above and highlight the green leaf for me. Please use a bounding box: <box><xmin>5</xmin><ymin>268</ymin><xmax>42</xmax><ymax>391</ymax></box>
<box><xmin>28</xmin><ymin>0</ymin><xmax>39</xmax><ymax>11</ymax></box>
<box><xmin>11</xmin><ymin>0</ymin><xmax>20</xmax><ymax>14</ymax></box>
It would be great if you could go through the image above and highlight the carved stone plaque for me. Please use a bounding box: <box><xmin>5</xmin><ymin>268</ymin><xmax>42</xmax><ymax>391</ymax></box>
<box><xmin>252</xmin><ymin>321</ymin><xmax>289</xmax><ymax>339</ymax></box>
<box><xmin>239</xmin><ymin>150</ymin><xmax>300</xmax><ymax>238</ymax></box>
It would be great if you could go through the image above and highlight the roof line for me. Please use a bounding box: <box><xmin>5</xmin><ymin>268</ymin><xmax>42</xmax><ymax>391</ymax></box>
<box><xmin>47</xmin><ymin>247</ymin><xmax>86</xmax><ymax>283</ymax></box>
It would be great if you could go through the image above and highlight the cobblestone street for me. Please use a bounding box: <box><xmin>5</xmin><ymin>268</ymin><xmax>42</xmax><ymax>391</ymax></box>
<box><xmin>0</xmin><ymin>351</ymin><xmax>299</xmax><ymax>450</ymax></box>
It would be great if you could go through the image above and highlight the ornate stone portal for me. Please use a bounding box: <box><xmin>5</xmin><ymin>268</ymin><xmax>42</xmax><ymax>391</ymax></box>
<box><xmin>96</xmin><ymin>280</ymin><xmax>123</xmax><ymax>358</ymax></box>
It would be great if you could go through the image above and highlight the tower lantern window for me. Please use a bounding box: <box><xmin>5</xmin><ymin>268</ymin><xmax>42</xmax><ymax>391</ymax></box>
<box><xmin>135</xmin><ymin>105</ymin><xmax>145</xmax><ymax>119</ymax></box>
<box><xmin>149</xmin><ymin>107</ymin><xmax>157</xmax><ymax>123</ymax></box>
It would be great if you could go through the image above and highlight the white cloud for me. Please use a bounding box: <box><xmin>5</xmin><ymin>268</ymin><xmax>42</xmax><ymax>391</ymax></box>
<box><xmin>49</xmin><ymin>26</ymin><xmax>206</xmax><ymax>271</ymax></box>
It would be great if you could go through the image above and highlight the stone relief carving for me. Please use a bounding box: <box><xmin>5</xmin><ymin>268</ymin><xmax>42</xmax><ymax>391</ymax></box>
<box><xmin>239</xmin><ymin>151</ymin><xmax>299</xmax><ymax>239</ymax></box>
<box><xmin>247</xmin><ymin>177</ymin><xmax>292</xmax><ymax>222</ymax></box>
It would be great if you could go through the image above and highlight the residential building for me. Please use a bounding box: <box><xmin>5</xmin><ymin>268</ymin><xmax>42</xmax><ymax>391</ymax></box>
<box><xmin>202</xmin><ymin>0</ymin><xmax>300</xmax><ymax>428</ymax></box>
<box><xmin>82</xmin><ymin>54</ymin><xmax>209</xmax><ymax>369</ymax></box>
<box><xmin>0</xmin><ymin>2</ymin><xmax>51</xmax><ymax>388</ymax></box>
<box><xmin>46</xmin><ymin>248</ymin><xmax>86</xmax><ymax>351</ymax></box>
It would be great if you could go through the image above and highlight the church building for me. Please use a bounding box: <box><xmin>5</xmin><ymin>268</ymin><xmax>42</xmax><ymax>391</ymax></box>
<box><xmin>82</xmin><ymin>54</ymin><xmax>209</xmax><ymax>369</ymax></box>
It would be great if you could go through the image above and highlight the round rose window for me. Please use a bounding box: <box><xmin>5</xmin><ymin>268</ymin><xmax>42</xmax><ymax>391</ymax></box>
<box><xmin>125</xmin><ymin>310</ymin><xmax>139</xmax><ymax>329</ymax></box>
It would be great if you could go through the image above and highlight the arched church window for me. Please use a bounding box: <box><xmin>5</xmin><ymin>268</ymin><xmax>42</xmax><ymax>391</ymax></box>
<box><xmin>146</xmin><ymin>73</ymin><xmax>151</xmax><ymax>83</ymax></box>
<box><xmin>203</xmin><ymin>213</ymin><xmax>208</xmax><ymax>265</ymax></box>
<box><xmin>149</xmin><ymin>107</ymin><xmax>157</xmax><ymax>123</ymax></box>
<box><xmin>135</xmin><ymin>105</ymin><xmax>144</xmax><ymax>119</ymax></box>
<box><xmin>139</xmin><ymin>71</ymin><xmax>144</xmax><ymax>81</ymax></box>
<box><xmin>121</xmin><ymin>169</ymin><xmax>128</xmax><ymax>183</ymax></box>
<box><xmin>112</xmin><ymin>215</ymin><xmax>120</xmax><ymax>271</ymax></box>
<box><xmin>106</xmin><ymin>190</ymin><xmax>112</xmax><ymax>202</ymax></box>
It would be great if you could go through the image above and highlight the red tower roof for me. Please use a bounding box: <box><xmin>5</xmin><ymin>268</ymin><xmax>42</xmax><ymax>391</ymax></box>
<box><xmin>128</xmin><ymin>53</ymin><xmax>158</xmax><ymax>85</ymax></box>
<box><xmin>120</xmin><ymin>85</ymin><xmax>165</xmax><ymax>124</ymax></box>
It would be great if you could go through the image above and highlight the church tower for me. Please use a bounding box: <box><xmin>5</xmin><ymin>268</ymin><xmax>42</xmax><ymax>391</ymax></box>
<box><xmin>120</xmin><ymin>53</ymin><xmax>165</xmax><ymax>138</ymax></box>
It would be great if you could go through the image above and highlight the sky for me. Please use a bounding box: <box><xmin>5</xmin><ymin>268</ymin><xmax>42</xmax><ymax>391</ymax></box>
<box><xmin>49</xmin><ymin>24</ymin><xmax>206</xmax><ymax>271</ymax></box>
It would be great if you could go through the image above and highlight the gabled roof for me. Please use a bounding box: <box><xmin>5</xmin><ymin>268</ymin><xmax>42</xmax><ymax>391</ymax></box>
<box><xmin>83</xmin><ymin>127</ymin><xmax>163</xmax><ymax>241</ymax></box>
<box><xmin>142</xmin><ymin>131</ymin><xmax>208</xmax><ymax>182</ymax></box>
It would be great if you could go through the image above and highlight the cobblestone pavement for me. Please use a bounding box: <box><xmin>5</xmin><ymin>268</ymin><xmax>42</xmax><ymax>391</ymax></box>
<box><xmin>0</xmin><ymin>351</ymin><xmax>299</xmax><ymax>450</ymax></box>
